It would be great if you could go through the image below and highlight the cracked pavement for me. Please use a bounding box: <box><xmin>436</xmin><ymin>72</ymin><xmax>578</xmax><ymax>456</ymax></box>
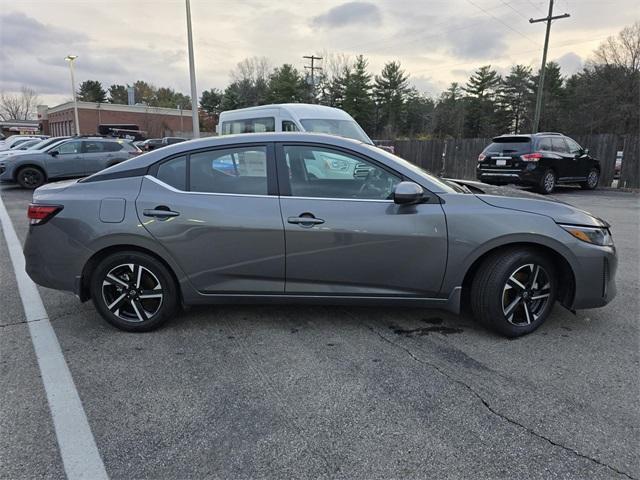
<box><xmin>1</xmin><ymin>185</ymin><xmax>638</xmax><ymax>479</ymax></box>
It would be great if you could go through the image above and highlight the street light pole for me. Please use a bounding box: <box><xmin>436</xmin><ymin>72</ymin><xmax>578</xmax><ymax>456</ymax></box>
<box><xmin>64</xmin><ymin>55</ymin><xmax>81</xmax><ymax>136</ymax></box>
<box><xmin>185</xmin><ymin>0</ymin><xmax>200</xmax><ymax>139</ymax></box>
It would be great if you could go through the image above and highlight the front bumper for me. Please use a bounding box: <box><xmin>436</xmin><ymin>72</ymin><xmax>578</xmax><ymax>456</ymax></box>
<box><xmin>570</xmin><ymin>243</ymin><xmax>617</xmax><ymax>310</ymax></box>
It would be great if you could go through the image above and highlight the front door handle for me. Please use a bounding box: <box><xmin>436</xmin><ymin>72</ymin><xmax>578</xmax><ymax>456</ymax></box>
<box><xmin>143</xmin><ymin>207</ymin><xmax>180</xmax><ymax>219</ymax></box>
<box><xmin>287</xmin><ymin>214</ymin><xmax>325</xmax><ymax>226</ymax></box>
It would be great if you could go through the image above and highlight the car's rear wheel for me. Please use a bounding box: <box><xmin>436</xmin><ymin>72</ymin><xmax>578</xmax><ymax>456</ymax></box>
<box><xmin>470</xmin><ymin>248</ymin><xmax>557</xmax><ymax>337</ymax></box>
<box><xmin>581</xmin><ymin>169</ymin><xmax>599</xmax><ymax>190</ymax></box>
<box><xmin>537</xmin><ymin>169</ymin><xmax>556</xmax><ymax>194</ymax></box>
<box><xmin>90</xmin><ymin>251</ymin><xmax>179</xmax><ymax>332</ymax></box>
<box><xmin>16</xmin><ymin>166</ymin><xmax>45</xmax><ymax>189</ymax></box>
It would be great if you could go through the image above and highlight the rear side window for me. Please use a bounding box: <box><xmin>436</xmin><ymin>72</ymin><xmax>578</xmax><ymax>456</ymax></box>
<box><xmin>537</xmin><ymin>137</ymin><xmax>552</xmax><ymax>151</ymax></box>
<box><xmin>483</xmin><ymin>138</ymin><xmax>532</xmax><ymax>155</ymax></box>
<box><xmin>190</xmin><ymin>146</ymin><xmax>268</xmax><ymax>195</ymax></box>
<box><xmin>102</xmin><ymin>142</ymin><xmax>124</xmax><ymax>152</ymax></box>
<box><xmin>551</xmin><ymin>138</ymin><xmax>569</xmax><ymax>153</ymax></box>
<box><xmin>221</xmin><ymin>117</ymin><xmax>275</xmax><ymax>135</ymax></box>
<box><xmin>157</xmin><ymin>156</ymin><xmax>187</xmax><ymax>190</ymax></box>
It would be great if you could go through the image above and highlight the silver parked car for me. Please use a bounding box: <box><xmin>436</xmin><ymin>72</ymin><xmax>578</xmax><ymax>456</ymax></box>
<box><xmin>0</xmin><ymin>137</ymin><xmax>141</xmax><ymax>189</ymax></box>
<box><xmin>24</xmin><ymin>133</ymin><xmax>617</xmax><ymax>337</ymax></box>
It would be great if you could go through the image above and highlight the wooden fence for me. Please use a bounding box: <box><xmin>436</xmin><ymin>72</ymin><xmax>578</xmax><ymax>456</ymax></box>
<box><xmin>387</xmin><ymin>134</ymin><xmax>639</xmax><ymax>189</ymax></box>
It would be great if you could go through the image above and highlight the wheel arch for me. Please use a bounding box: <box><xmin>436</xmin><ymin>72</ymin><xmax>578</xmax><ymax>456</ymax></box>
<box><xmin>79</xmin><ymin>244</ymin><xmax>183</xmax><ymax>303</ymax></box>
<box><xmin>13</xmin><ymin>163</ymin><xmax>47</xmax><ymax>181</ymax></box>
<box><xmin>460</xmin><ymin>241</ymin><xmax>576</xmax><ymax>311</ymax></box>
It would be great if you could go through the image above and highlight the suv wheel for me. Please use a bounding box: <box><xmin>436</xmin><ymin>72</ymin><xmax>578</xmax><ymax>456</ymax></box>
<box><xmin>16</xmin><ymin>166</ymin><xmax>45</xmax><ymax>189</ymax></box>
<box><xmin>90</xmin><ymin>251</ymin><xmax>179</xmax><ymax>332</ymax></box>
<box><xmin>470</xmin><ymin>248</ymin><xmax>557</xmax><ymax>337</ymax></box>
<box><xmin>537</xmin><ymin>169</ymin><xmax>556</xmax><ymax>194</ymax></box>
<box><xmin>581</xmin><ymin>169</ymin><xmax>599</xmax><ymax>190</ymax></box>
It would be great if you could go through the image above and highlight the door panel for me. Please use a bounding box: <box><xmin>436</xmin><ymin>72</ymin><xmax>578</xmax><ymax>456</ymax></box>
<box><xmin>277</xmin><ymin>143</ymin><xmax>447</xmax><ymax>297</ymax></box>
<box><xmin>280</xmin><ymin>197</ymin><xmax>447</xmax><ymax>296</ymax></box>
<box><xmin>552</xmin><ymin>137</ymin><xmax>579</xmax><ymax>179</ymax></box>
<box><xmin>136</xmin><ymin>177</ymin><xmax>285</xmax><ymax>293</ymax></box>
<box><xmin>44</xmin><ymin>140</ymin><xmax>84</xmax><ymax>177</ymax></box>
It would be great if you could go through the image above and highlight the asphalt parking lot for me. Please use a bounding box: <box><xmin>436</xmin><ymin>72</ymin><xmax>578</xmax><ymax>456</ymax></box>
<box><xmin>1</xmin><ymin>184</ymin><xmax>638</xmax><ymax>480</ymax></box>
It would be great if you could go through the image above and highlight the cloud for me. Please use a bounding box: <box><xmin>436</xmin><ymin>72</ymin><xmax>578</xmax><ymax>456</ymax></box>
<box><xmin>0</xmin><ymin>11</ymin><xmax>88</xmax><ymax>51</ymax></box>
<box><xmin>554</xmin><ymin>52</ymin><xmax>583</xmax><ymax>76</ymax></box>
<box><xmin>312</xmin><ymin>2</ymin><xmax>381</xmax><ymax>29</ymax></box>
<box><xmin>445</xmin><ymin>18</ymin><xmax>507</xmax><ymax>59</ymax></box>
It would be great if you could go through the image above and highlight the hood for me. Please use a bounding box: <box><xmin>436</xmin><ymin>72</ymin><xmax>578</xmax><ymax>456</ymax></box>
<box><xmin>448</xmin><ymin>179</ymin><xmax>608</xmax><ymax>228</ymax></box>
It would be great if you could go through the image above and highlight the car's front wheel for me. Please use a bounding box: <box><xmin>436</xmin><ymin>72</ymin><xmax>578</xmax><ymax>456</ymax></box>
<box><xmin>16</xmin><ymin>166</ymin><xmax>45</xmax><ymax>189</ymax></box>
<box><xmin>90</xmin><ymin>251</ymin><xmax>179</xmax><ymax>332</ymax></box>
<box><xmin>581</xmin><ymin>169</ymin><xmax>599</xmax><ymax>190</ymax></box>
<box><xmin>470</xmin><ymin>248</ymin><xmax>557</xmax><ymax>337</ymax></box>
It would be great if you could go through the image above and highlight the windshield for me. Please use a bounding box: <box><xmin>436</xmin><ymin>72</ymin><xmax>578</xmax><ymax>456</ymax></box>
<box><xmin>365</xmin><ymin>145</ymin><xmax>457</xmax><ymax>193</ymax></box>
<box><xmin>299</xmin><ymin>118</ymin><xmax>372</xmax><ymax>144</ymax></box>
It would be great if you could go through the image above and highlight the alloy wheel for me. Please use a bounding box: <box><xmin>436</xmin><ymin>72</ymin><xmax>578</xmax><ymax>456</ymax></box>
<box><xmin>587</xmin><ymin>170</ymin><xmax>598</xmax><ymax>188</ymax></box>
<box><xmin>21</xmin><ymin>170</ymin><xmax>42</xmax><ymax>188</ymax></box>
<box><xmin>543</xmin><ymin>172</ymin><xmax>555</xmax><ymax>193</ymax></box>
<box><xmin>502</xmin><ymin>264</ymin><xmax>552</xmax><ymax>326</ymax></box>
<box><xmin>101</xmin><ymin>263</ymin><xmax>163</xmax><ymax>323</ymax></box>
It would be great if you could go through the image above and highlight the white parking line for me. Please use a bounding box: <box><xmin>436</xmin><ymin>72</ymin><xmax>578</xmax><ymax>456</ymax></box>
<box><xmin>0</xmin><ymin>195</ymin><xmax>108</xmax><ymax>480</ymax></box>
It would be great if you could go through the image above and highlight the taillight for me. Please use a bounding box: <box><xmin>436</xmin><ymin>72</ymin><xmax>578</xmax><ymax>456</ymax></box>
<box><xmin>27</xmin><ymin>204</ymin><xmax>62</xmax><ymax>225</ymax></box>
<box><xmin>521</xmin><ymin>152</ymin><xmax>543</xmax><ymax>162</ymax></box>
<box><xmin>478</xmin><ymin>153</ymin><xmax>486</xmax><ymax>162</ymax></box>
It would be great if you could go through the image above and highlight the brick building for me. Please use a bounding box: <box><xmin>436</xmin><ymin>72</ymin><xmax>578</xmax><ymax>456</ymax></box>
<box><xmin>38</xmin><ymin>102</ymin><xmax>193</xmax><ymax>139</ymax></box>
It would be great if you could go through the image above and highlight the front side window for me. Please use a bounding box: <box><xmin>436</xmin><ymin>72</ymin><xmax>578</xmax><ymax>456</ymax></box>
<box><xmin>565</xmin><ymin>138</ymin><xmax>582</xmax><ymax>155</ymax></box>
<box><xmin>56</xmin><ymin>141</ymin><xmax>82</xmax><ymax>155</ymax></box>
<box><xmin>551</xmin><ymin>138</ymin><xmax>569</xmax><ymax>154</ymax></box>
<box><xmin>190</xmin><ymin>146</ymin><xmax>268</xmax><ymax>195</ymax></box>
<box><xmin>284</xmin><ymin>145</ymin><xmax>400</xmax><ymax>200</ymax></box>
<box><xmin>221</xmin><ymin>117</ymin><xmax>275</xmax><ymax>135</ymax></box>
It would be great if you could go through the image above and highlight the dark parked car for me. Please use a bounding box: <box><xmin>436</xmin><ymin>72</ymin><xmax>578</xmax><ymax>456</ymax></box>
<box><xmin>24</xmin><ymin>133</ymin><xmax>617</xmax><ymax>337</ymax></box>
<box><xmin>476</xmin><ymin>133</ymin><xmax>600</xmax><ymax>194</ymax></box>
<box><xmin>0</xmin><ymin>137</ymin><xmax>141</xmax><ymax>188</ymax></box>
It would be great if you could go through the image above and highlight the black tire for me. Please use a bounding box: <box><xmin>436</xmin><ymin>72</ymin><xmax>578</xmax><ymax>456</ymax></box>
<box><xmin>90</xmin><ymin>251</ymin><xmax>179</xmax><ymax>332</ymax></box>
<box><xmin>470</xmin><ymin>248</ymin><xmax>557</xmax><ymax>337</ymax></box>
<box><xmin>16</xmin><ymin>166</ymin><xmax>46</xmax><ymax>189</ymax></box>
<box><xmin>536</xmin><ymin>169</ymin><xmax>556</xmax><ymax>194</ymax></box>
<box><xmin>580</xmin><ymin>168</ymin><xmax>599</xmax><ymax>190</ymax></box>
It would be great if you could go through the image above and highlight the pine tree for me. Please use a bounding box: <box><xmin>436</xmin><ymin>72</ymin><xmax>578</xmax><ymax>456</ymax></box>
<box><xmin>374</xmin><ymin>61</ymin><xmax>409</xmax><ymax>137</ymax></box>
<box><xmin>463</xmin><ymin>65</ymin><xmax>501</xmax><ymax>137</ymax></box>
<box><xmin>200</xmin><ymin>88</ymin><xmax>223</xmax><ymax>115</ymax></box>
<box><xmin>76</xmin><ymin>80</ymin><xmax>106</xmax><ymax>103</ymax></box>
<box><xmin>267</xmin><ymin>64</ymin><xmax>307</xmax><ymax>103</ymax></box>
<box><xmin>341</xmin><ymin>55</ymin><xmax>375</xmax><ymax>133</ymax></box>
<box><xmin>531</xmin><ymin>62</ymin><xmax>564</xmax><ymax>132</ymax></box>
<box><xmin>433</xmin><ymin>83</ymin><xmax>465</xmax><ymax>138</ymax></box>
<box><xmin>108</xmin><ymin>84</ymin><xmax>128</xmax><ymax>104</ymax></box>
<box><xmin>499</xmin><ymin>65</ymin><xmax>534</xmax><ymax>134</ymax></box>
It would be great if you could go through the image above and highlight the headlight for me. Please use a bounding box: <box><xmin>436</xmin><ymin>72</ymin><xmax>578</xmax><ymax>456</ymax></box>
<box><xmin>559</xmin><ymin>224</ymin><xmax>613</xmax><ymax>246</ymax></box>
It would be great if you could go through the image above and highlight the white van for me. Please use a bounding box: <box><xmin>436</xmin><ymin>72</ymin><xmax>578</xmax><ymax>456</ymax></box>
<box><xmin>217</xmin><ymin>103</ymin><xmax>373</xmax><ymax>145</ymax></box>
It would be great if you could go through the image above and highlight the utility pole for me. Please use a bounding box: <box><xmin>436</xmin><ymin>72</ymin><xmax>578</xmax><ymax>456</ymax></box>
<box><xmin>185</xmin><ymin>0</ymin><xmax>200</xmax><ymax>138</ymax></box>
<box><xmin>530</xmin><ymin>0</ymin><xmax>570</xmax><ymax>132</ymax></box>
<box><xmin>303</xmin><ymin>55</ymin><xmax>323</xmax><ymax>103</ymax></box>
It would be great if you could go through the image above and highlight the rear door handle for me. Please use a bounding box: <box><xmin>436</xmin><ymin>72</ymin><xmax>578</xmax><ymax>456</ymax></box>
<box><xmin>143</xmin><ymin>208</ymin><xmax>180</xmax><ymax>219</ymax></box>
<box><xmin>287</xmin><ymin>216</ymin><xmax>324</xmax><ymax>226</ymax></box>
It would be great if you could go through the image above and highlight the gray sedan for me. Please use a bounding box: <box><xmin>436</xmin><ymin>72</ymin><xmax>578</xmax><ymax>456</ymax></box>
<box><xmin>23</xmin><ymin>133</ymin><xmax>617</xmax><ymax>337</ymax></box>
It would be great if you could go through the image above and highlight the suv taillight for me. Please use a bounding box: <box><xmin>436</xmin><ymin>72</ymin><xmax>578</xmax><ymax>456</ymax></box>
<box><xmin>27</xmin><ymin>204</ymin><xmax>62</xmax><ymax>225</ymax></box>
<box><xmin>478</xmin><ymin>153</ymin><xmax>486</xmax><ymax>162</ymax></box>
<box><xmin>521</xmin><ymin>152</ymin><xmax>542</xmax><ymax>162</ymax></box>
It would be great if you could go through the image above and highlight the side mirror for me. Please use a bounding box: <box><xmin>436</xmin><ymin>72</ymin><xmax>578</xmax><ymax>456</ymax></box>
<box><xmin>583</xmin><ymin>148</ymin><xmax>589</xmax><ymax>155</ymax></box>
<box><xmin>49</xmin><ymin>150</ymin><xmax>59</xmax><ymax>157</ymax></box>
<box><xmin>393</xmin><ymin>181</ymin><xmax>425</xmax><ymax>205</ymax></box>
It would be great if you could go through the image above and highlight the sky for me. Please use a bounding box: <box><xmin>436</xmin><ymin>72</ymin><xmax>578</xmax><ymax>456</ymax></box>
<box><xmin>0</xmin><ymin>0</ymin><xmax>638</xmax><ymax>106</ymax></box>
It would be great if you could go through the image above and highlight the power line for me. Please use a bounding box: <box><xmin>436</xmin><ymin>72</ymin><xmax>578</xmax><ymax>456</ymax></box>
<box><xmin>499</xmin><ymin>0</ymin><xmax>533</xmax><ymax>20</ymax></box>
<box><xmin>466</xmin><ymin>0</ymin><xmax>541</xmax><ymax>46</ymax></box>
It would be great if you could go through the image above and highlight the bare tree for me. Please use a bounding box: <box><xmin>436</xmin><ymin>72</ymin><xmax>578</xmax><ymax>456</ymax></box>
<box><xmin>593</xmin><ymin>21</ymin><xmax>640</xmax><ymax>73</ymax></box>
<box><xmin>231</xmin><ymin>56</ymin><xmax>270</xmax><ymax>84</ymax></box>
<box><xmin>0</xmin><ymin>87</ymin><xmax>41</xmax><ymax>121</ymax></box>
